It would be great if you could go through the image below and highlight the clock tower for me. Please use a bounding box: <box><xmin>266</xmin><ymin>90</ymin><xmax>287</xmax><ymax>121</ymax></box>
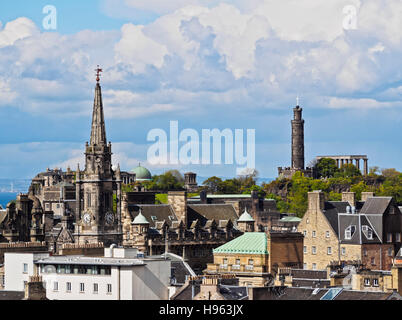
<box><xmin>74</xmin><ymin>67</ymin><xmax>123</xmax><ymax>245</ymax></box>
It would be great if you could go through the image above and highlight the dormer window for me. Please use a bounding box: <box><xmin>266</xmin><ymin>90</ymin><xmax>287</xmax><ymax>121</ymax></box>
<box><xmin>345</xmin><ymin>225</ymin><xmax>356</xmax><ymax>240</ymax></box>
<box><xmin>362</xmin><ymin>225</ymin><xmax>374</xmax><ymax>240</ymax></box>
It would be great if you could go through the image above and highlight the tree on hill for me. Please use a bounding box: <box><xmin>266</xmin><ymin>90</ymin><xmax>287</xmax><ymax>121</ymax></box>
<box><xmin>315</xmin><ymin>158</ymin><xmax>339</xmax><ymax>178</ymax></box>
<box><xmin>335</xmin><ymin>163</ymin><xmax>362</xmax><ymax>178</ymax></box>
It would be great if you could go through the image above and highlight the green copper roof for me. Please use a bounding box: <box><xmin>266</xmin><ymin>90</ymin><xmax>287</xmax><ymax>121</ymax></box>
<box><xmin>237</xmin><ymin>208</ymin><xmax>255</xmax><ymax>222</ymax></box>
<box><xmin>131</xmin><ymin>164</ymin><xmax>152</xmax><ymax>180</ymax></box>
<box><xmin>132</xmin><ymin>210</ymin><xmax>149</xmax><ymax>225</ymax></box>
<box><xmin>213</xmin><ymin>232</ymin><xmax>268</xmax><ymax>255</ymax></box>
<box><xmin>280</xmin><ymin>216</ymin><xmax>301</xmax><ymax>222</ymax></box>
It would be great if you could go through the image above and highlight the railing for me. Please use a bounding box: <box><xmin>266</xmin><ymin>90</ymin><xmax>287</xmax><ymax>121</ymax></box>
<box><xmin>245</xmin><ymin>265</ymin><xmax>254</xmax><ymax>271</ymax></box>
<box><xmin>231</xmin><ymin>265</ymin><xmax>241</xmax><ymax>270</ymax></box>
<box><xmin>219</xmin><ymin>264</ymin><xmax>228</xmax><ymax>270</ymax></box>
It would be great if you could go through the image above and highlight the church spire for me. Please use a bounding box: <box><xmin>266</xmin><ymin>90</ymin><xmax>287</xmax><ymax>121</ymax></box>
<box><xmin>90</xmin><ymin>66</ymin><xmax>107</xmax><ymax>146</ymax></box>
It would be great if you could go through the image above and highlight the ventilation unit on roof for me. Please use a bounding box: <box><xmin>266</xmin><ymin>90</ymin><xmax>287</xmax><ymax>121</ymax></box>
<box><xmin>346</xmin><ymin>206</ymin><xmax>351</xmax><ymax>214</ymax></box>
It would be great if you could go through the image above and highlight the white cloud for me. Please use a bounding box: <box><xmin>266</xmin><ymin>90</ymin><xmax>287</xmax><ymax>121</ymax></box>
<box><xmin>0</xmin><ymin>17</ymin><xmax>39</xmax><ymax>48</ymax></box>
<box><xmin>114</xmin><ymin>23</ymin><xmax>168</xmax><ymax>73</ymax></box>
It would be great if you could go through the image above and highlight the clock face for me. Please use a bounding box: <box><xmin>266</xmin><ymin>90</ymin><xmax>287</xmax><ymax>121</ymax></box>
<box><xmin>83</xmin><ymin>213</ymin><xmax>91</xmax><ymax>225</ymax></box>
<box><xmin>105</xmin><ymin>212</ymin><xmax>114</xmax><ymax>225</ymax></box>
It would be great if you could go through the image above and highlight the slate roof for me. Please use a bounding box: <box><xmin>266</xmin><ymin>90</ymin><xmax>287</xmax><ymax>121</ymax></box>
<box><xmin>250</xmin><ymin>286</ymin><xmax>402</xmax><ymax>300</ymax></box>
<box><xmin>0</xmin><ymin>291</ymin><xmax>25</xmax><ymax>300</ymax></box>
<box><xmin>128</xmin><ymin>204</ymin><xmax>177</xmax><ymax>228</ymax></box>
<box><xmin>213</xmin><ymin>232</ymin><xmax>268</xmax><ymax>255</ymax></box>
<box><xmin>187</xmin><ymin>204</ymin><xmax>239</xmax><ymax>229</ymax></box>
<box><xmin>360</xmin><ymin>197</ymin><xmax>392</xmax><ymax>215</ymax></box>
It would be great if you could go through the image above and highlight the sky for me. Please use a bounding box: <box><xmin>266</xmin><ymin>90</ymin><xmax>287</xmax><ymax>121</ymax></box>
<box><xmin>0</xmin><ymin>0</ymin><xmax>401</xmax><ymax>180</ymax></box>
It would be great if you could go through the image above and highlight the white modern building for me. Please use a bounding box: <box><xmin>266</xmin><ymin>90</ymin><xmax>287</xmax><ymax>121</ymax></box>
<box><xmin>4</xmin><ymin>246</ymin><xmax>171</xmax><ymax>300</ymax></box>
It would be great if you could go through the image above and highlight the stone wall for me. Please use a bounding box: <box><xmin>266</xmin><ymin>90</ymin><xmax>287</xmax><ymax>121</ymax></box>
<box><xmin>168</xmin><ymin>191</ymin><xmax>187</xmax><ymax>226</ymax></box>
<box><xmin>298</xmin><ymin>191</ymin><xmax>339</xmax><ymax>270</ymax></box>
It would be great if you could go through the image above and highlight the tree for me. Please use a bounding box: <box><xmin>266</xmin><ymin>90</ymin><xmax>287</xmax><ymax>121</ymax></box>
<box><xmin>202</xmin><ymin>176</ymin><xmax>223</xmax><ymax>194</ymax></box>
<box><xmin>335</xmin><ymin>163</ymin><xmax>362</xmax><ymax>178</ymax></box>
<box><xmin>315</xmin><ymin>158</ymin><xmax>339</xmax><ymax>178</ymax></box>
<box><xmin>381</xmin><ymin>168</ymin><xmax>400</xmax><ymax>179</ymax></box>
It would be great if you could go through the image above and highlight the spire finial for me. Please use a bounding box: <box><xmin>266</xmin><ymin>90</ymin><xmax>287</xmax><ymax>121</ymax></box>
<box><xmin>95</xmin><ymin>65</ymin><xmax>103</xmax><ymax>83</ymax></box>
<box><xmin>296</xmin><ymin>94</ymin><xmax>300</xmax><ymax>106</ymax></box>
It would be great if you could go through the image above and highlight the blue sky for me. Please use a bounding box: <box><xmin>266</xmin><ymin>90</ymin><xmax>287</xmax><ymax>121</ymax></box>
<box><xmin>0</xmin><ymin>0</ymin><xmax>401</xmax><ymax>180</ymax></box>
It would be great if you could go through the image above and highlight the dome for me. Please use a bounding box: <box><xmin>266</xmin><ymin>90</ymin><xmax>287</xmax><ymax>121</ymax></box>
<box><xmin>237</xmin><ymin>208</ymin><xmax>255</xmax><ymax>222</ymax></box>
<box><xmin>131</xmin><ymin>164</ymin><xmax>152</xmax><ymax>181</ymax></box>
<box><xmin>132</xmin><ymin>210</ymin><xmax>149</xmax><ymax>225</ymax></box>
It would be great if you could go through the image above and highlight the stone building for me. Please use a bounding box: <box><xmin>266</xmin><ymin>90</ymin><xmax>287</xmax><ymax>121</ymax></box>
<box><xmin>184</xmin><ymin>172</ymin><xmax>198</xmax><ymax>192</ymax></box>
<box><xmin>298</xmin><ymin>190</ymin><xmax>402</xmax><ymax>271</ymax></box>
<box><xmin>278</xmin><ymin>104</ymin><xmax>314</xmax><ymax>179</ymax></box>
<box><xmin>205</xmin><ymin>229</ymin><xmax>304</xmax><ymax>286</ymax></box>
<box><xmin>189</xmin><ymin>191</ymin><xmax>281</xmax><ymax>232</ymax></box>
<box><xmin>0</xmin><ymin>70</ymin><xmax>123</xmax><ymax>250</ymax></box>
<box><xmin>316</xmin><ymin>155</ymin><xmax>369</xmax><ymax>175</ymax></box>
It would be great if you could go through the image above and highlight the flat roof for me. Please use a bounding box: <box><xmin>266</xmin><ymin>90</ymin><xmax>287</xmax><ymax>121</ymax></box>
<box><xmin>35</xmin><ymin>255</ymin><xmax>147</xmax><ymax>267</ymax></box>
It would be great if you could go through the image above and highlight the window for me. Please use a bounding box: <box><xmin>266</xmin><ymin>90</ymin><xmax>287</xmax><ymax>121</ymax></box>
<box><xmin>223</xmin><ymin>258</ymin><xmax>228</xmax><ymax>265</ymax></box>
<box><xmin>341</xmin><ymin>247</ymin><xmax>346</xmax><ymax>255</ymax></box>
<box><xmin>53</xmin><ymin>281</ymin><xmax>58</xmax><ymax>291</ymax></box>
<box><xmin>327</xmin><ymin>247</ymin><xmax>332</xmax><ymax>255</ymax></box>
<box><xmin>363</xmin><ymin>248</ymin><xmax>368</xmax><ymax>256</ymax></box>
<box><xmin>23</xmin><ymin>263</ymin><xmax>28</xmax><ymax>274</ymax></box>
<box><xmin>66</xmin><ymin>282</ymin><xmax>71</xmax><ymax>292</ymax></box>
<box><xmin>80</xmin><ymin>283</ymin><xmax>85</xmax><ymax>293</ymax></box>
<box><xmin>56</xmin><ymin>203</ymin><xmax>60</xmax><ymax>208</ymax></box>
<box><xmin>312</xmin><ymin>231</ymin><xmax>316</xmax><ymax>238</ymax></box>
<box><xmin>364</xmin><ymin>278</ymin><xmax>370</xmax><ymax>286</ymax></box>
<box><xmin>387</xmin><ymin>233</ymin><xmax>392</xmax><ymax>243</ymax></box>
<box><xmin>303</xmin><ymin>230</ymin><xmax>307</xmax><ymax>237</ymax></box>
<box><xmin>303</xmin><ymin>246</ymin><xmax>307</xmax><ymax>254</ymax></box>
<box><xmin>326</xmin><ymin>231</ymin><xmax>330</xmax><ymax>238</ymax></box>
<box><xmin>396</xmin><ymin>233</ymin><xmax>401</xmax><ymax>242</ymax></box>
<box><xmin>249</xmin><ymin>259</ymin><xmax>254</xmax><ymax>265</ymax></box>
<box><xmin>312</xmin><ymin>246</ymin><xmax>317</xmax><ymax>255</ymax></box>
<box><xmin>371</xmin><ymin>257</ymin><xmax>375</xmax><ymax>265</ymax></box>
<box><xmin>367</xmin><ymin>229</ymin><xmax>373</xmax><ymax>240</ymax></box>
<box><xmin>388</xmin><ymin>247</ymin><xmax>393</xmax><ymax>257</ymax></box>
<box><xmin>345</xmin><ymin>225</ymin><xmax>356</xmax><ymax>240</ymax></box>
<box><xmin>303</xmin><ymin>263</ymin><xmax>307</xmax><ymax>270</ymax></box>
<box><xmin>312</xmin><ymin>263</ymin><xmax>317</xmax><ymax>270</ymax></box>
<box><xmin>93</xmin><ymin>283</ymin><xmax>98</xmax><ymax>293</ymax></box>
<box><xmin>107</xmin><ymin>284</ymin><xmax>112</xmax><ymax>294</ymax></box>
<box><xmin>236</xmin><ymin>259</ymin><xmax>240</xmax><ymax>265</ymax></box>
<box><xmin>373</xmin><ymin>279</ymin><xmax>379</xmax><ymax>287</ymax></box>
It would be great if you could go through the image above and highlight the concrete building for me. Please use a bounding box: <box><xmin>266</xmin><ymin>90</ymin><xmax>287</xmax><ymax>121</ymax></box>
<box><xmin>4</xmin><ymin>247</ymin><xmax>170</xmax><ymax>300</ymax></box>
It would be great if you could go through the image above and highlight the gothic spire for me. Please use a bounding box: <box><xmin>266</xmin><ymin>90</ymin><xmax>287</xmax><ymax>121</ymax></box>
<box><xmin>90</xmin><ymin>66</ymin><xmax>107</xmax><ymax>146</ymax></box>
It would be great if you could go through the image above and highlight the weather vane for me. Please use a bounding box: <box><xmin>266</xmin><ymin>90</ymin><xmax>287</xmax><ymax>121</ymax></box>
<box><xmin>95</xmin><ymin>65</ymin><xmax>103</xmax><ymax>83</ymax></box>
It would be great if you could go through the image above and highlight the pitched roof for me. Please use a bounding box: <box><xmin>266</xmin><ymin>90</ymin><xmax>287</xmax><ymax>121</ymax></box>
<box><xmin>360</xmin><ymin>197</ymin><xmax>392</xmax><ymax>215</ymax></box>
<box><xmin>213</xmin><ymin>232</ymin><xmax>268</xmax><ymax>255</ymax></box>
<box><xmin>128</xmin><ymin>204</ymin><xmax>177</xmax><ymax>228</ymax></box>
<box><xmin>187</xmin><ymin>204</ymin><xmax>239</xmax><ymax>229</ymax></box>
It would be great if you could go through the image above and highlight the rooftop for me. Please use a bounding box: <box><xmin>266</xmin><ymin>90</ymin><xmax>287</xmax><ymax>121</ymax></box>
<box><xmin>213</xmin><ymin>232</ymin><xmax>268</xmax><ymax>255</ymax></box>
<box><xmin>35</xmin><ymin>255</ymin><xmax>149</xmax><ymax>267</ymax></box>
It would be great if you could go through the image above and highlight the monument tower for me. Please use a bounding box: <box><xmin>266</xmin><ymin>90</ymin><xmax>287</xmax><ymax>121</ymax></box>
<box><xmin>278</xmin><ymin>100</ymin><xmax>314</xmax><ymax>179</ymax></box>
<box><xmin>74</xmin><ymin>66</ymin><xmax>122</xmax><ymax>245</ymax></box>
<box><xmin>291</xmin><ymin>105</ymin><xmax>305</xmax><ymax>170</ymax></box>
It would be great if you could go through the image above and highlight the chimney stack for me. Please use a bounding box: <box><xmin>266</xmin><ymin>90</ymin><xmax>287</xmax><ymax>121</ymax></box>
<box><xmin>361</xmin><ymin>192</ymin><xmax>374</xmax><ymax>202</ymax></box>
<box><xmin>342</xmin><ymin>192</ymin><xmax>356</xmax><ymax>208</ymax></box>
<box><xmin>308</xmin><ymin>191</ymin><xmax>325</xmax><ymax>211</ymax></box>
<box><xmin>168</xmin><ymin>191</ymin><xmax>188</xmax><ymax>227</ymax></box>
